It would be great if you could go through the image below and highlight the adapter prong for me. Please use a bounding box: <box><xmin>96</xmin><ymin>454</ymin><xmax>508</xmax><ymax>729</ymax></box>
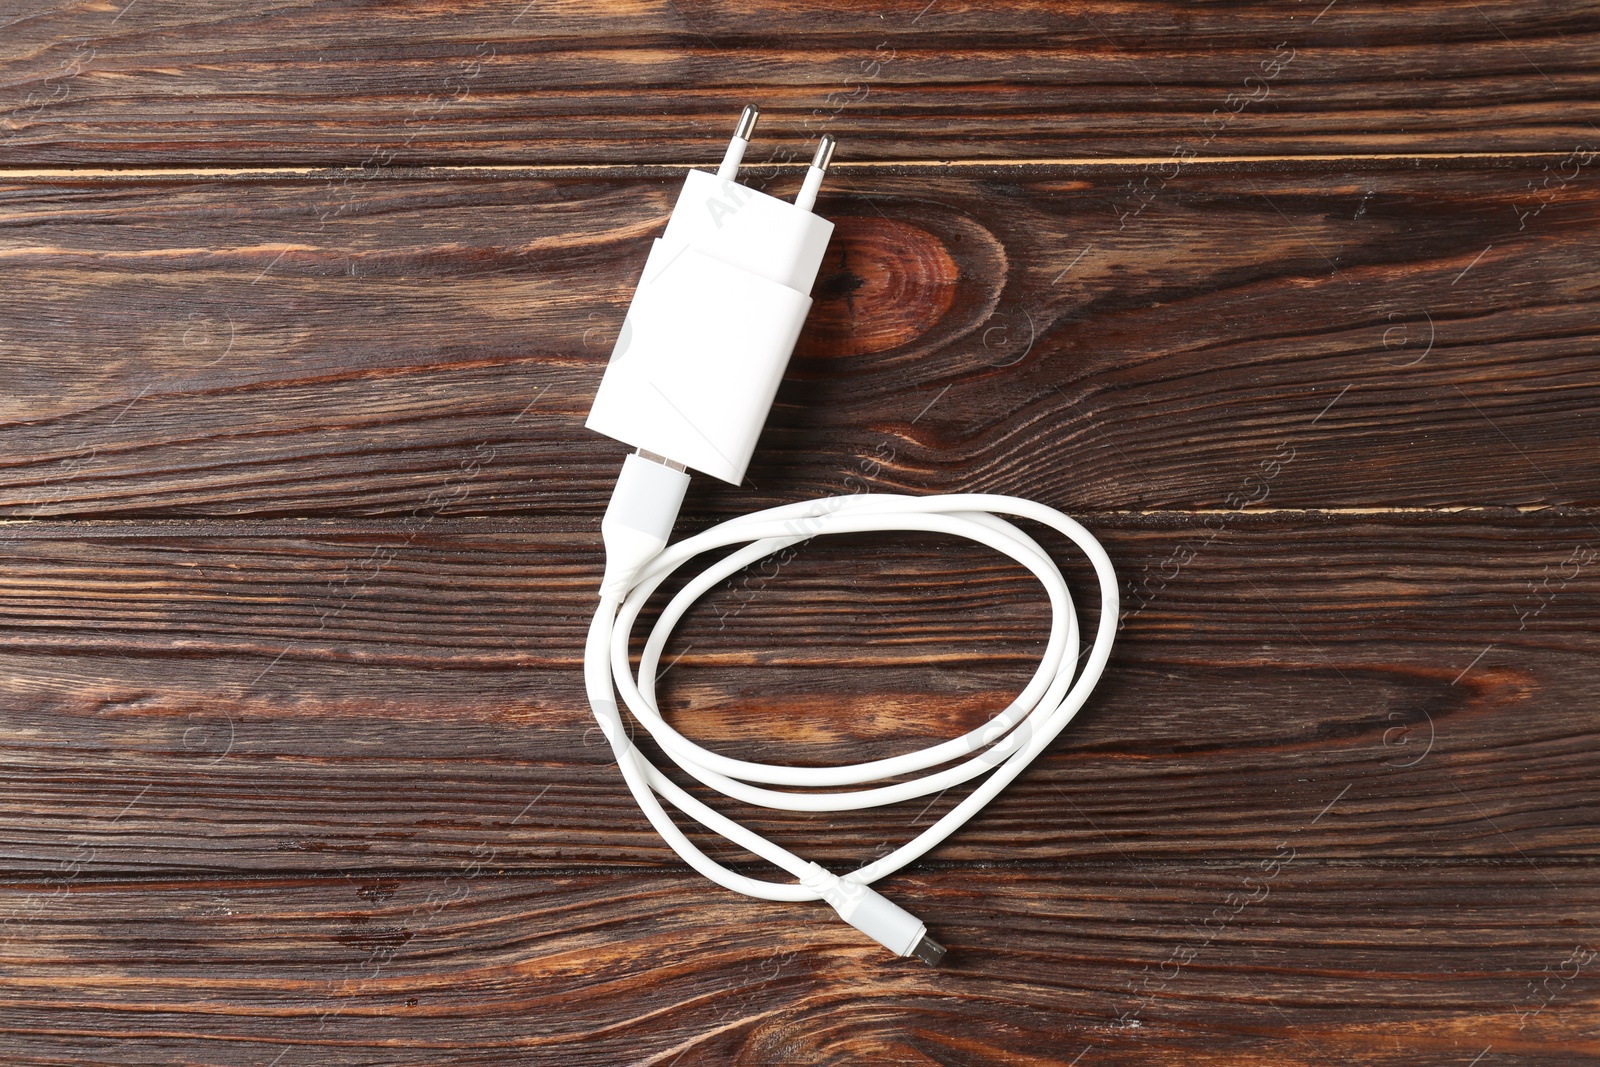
<box><xmin>810</xmin><ymin>134</ymin><xmax>836</xmax><ymax>173</ymax></box>
<box><xmin>793</xmin><ymin>134</ymin><xmax>835</xmax><ymax>212</ymax></box>
<box><xmin>734</xmin><ymin>103</ymin><xmax>759</xmax><ymax>141</ymax></box>
<box><xmin>717</xmin><ymin>104</ymin><xmax>760</xmax><ymax>180</ymax></box>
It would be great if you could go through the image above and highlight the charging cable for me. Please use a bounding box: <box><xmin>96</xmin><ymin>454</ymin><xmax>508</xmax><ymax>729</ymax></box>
<box><xmin>583</xmin><ymin>106</ymin><xmax>1118</xmax><ymax>963</ymax></box>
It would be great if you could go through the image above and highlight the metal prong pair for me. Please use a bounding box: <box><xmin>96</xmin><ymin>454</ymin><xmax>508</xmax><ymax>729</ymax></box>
<box><xmin>715</xmin><ymin>104</ymin><xmax>835</xmax><ymax>211</ymax></box>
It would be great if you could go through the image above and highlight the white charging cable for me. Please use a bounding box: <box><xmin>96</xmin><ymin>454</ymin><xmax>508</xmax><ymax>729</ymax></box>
<box><xmin>582</xmin><ymin>108</ymin><xmax>1118</xmax><ymax>963</ymax></box>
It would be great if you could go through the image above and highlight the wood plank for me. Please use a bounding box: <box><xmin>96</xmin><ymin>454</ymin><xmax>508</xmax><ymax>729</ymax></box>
<box><xmin>1</xmin><ymin>3</ymin><xmax>1597</xmax><ymax>164</ymax></box>
<box><xmin>2</xmin><ymin>161</ymin><xmax>1598</xmax><ymax>517</ymax></box>
<box><xmin>0</xmin><ymin>864</ymin><xmax>1594</xmax><ymax>1065</ymax></box>
<box><xmin>0</xmin><ymin>514</ymin><xmax>1594</xmax><ymax>873</ymax></box>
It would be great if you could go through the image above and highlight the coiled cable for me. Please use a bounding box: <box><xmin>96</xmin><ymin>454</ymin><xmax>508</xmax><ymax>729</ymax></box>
<box><xmin>584</xmin><ymin>490</ymin><xmax>1117</xmax><ymax>956</ymax></box>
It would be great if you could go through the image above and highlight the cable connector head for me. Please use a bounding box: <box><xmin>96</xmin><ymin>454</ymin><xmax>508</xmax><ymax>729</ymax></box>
<box><xmin>598</xmin><ymin>450</ymin><xmax>690</xmax><ymax>599</ymax></box>
<box><xmin>813</xmin><ymin>871</ymin><xmax>946</xmax><ymax>965</ymax></box>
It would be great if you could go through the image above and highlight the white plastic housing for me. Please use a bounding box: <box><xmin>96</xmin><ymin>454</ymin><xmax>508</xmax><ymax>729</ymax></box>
<box><xmin>820</xmin><ymin>876</ymin><xmax>927</xmax><ymax>958</ymax></box>
<box><xmin>599</xmin><ymin>452</ymin><xmax>691</xmax><ymax>599</ymax></box>
<box><xmin>586</xmin><ymin>168</ymin><xmax>835</xmax><ymax>484</ymax></box>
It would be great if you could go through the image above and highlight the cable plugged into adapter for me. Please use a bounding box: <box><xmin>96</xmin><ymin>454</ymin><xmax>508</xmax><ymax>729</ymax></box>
<box><xmin>582</xmin><ymin>107</ymin><xmax>1119</xmax><ymax>966</ymax></box>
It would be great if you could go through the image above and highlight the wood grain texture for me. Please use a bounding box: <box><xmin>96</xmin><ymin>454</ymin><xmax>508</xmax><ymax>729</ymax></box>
<box><xmin>4</xmin><ymin>3</ymin><xmax>1599</xmax><ymax>1062</ymax></box>
<box><xmin>3</xmin><ymin>161</ymin><xmax>1599</xmax><ymax>518</ymax></box>
<box><xmin>0</xmin><ymin>514</ymin><xmax>1594</xmax><ymax>873</ymax></box>
<box><xmin>0</xmin><ymin>2</ymin><xmax>1597</xmax><ymax>164</ymax></box>
<box><xmin>1</xmin><ymin>866</ymin><xmax>1594</xmax><ymax>1066</ymax></box>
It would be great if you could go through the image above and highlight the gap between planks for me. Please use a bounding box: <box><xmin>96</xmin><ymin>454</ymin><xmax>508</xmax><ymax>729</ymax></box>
<box><xmin>0</xmin><ymin>506</ymin><xmax>1578</xmax><ymax>537</ymax></box>
<box><xmin>4</xmin><ymin>855</ymin><xmax>1597</xmax><ymax>885</ymax></box>
<box><xmin>0</xmin><ymin>150</ymin><xmax>1569</xmax><ymax>182</ymax></box>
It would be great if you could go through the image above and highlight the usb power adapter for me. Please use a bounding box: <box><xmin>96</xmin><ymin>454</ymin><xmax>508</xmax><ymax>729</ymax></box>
<box><xmin>587</xmin><ymin>109</ymin><xmax>834</xmax><ymax>486</ymax></box>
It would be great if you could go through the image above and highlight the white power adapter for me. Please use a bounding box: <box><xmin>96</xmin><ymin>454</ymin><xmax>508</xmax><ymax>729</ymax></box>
<box><xmin>586</xmin><ymin>110</ymin><xmax>834</xmax><ymax>486</ymax></box>
<box><xmin>582</xmin><ymin>107</ymin><xmax>1119</xmax><ymax>965</ymax></box>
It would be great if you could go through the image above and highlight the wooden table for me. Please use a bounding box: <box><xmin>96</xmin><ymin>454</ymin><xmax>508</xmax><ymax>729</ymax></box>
<box><xmin>2</xmin><ymin>4</ymin><xmax>1597</xmax><ymax>1063</ymax></box>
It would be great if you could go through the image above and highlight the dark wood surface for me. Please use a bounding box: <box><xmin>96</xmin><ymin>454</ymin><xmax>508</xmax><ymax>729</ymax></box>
<box><xmin>2</xmin><ymin>2</ymin><xmax>1599</xmax><ymax>164</ymax></box>
<box><xmin>2</xmin><ymin>4</ymin><xmax>1598</xmax><ymax>1065</ymax></box>
<box><xmin>5</xmin><ymin>163</ymin><xmax>1599</xmax><ymax>517</ymax></box>
<box><xmin>5</xmin><ymin>866</ymin><xmax>1596</xmax><ymax>1065</ymax></box>
<box><xmin>1</xmin><ymin>514</ymin><xmax>1597</xmax><ymax>874</ymax></box>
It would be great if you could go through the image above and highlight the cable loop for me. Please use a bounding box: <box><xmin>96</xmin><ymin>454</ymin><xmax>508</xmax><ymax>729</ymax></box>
<box><xmin>585</xmin><ymin>492</ymin><xmax>1118</xmax><ymax>902</ymax></box>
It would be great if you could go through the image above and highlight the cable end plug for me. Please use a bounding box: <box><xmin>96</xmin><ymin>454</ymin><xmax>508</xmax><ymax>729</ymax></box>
<box><xmin>817</xmin><ymin>873</ymin><xmax>946</xmax><ymax>965</ymax></box>
<box><xmin>599</xmin><ymin>451</ymin><xmax>690</xmax><ymax>600</ymax></box>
